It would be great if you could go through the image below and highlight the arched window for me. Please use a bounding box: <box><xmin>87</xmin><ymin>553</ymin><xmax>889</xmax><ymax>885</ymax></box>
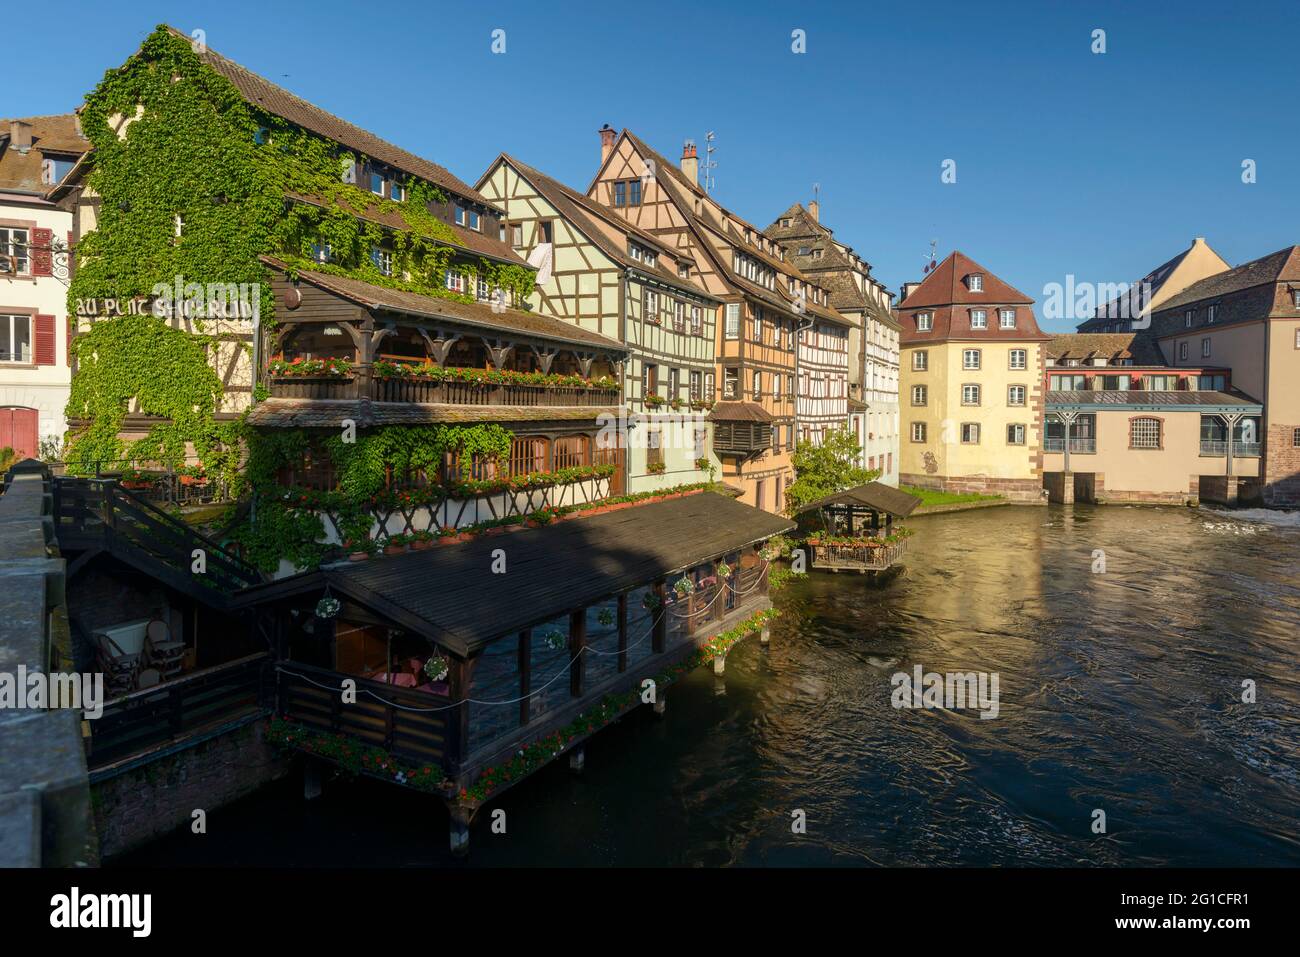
<box><xmin>553</xmin><ymin>435</ymin><xmax>588</xmax><ymax>470</ymax></box>
<box><xmin>510</xmin><ymin>436</ymin><xmax>550</xmax><ymax>476</ymax></box>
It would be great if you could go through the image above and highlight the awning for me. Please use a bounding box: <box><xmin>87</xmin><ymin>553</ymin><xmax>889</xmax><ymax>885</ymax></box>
<box><xmin>793</xmin><ymin>481</ymin><xmax>922</xmax><ymax>518</ymax></box>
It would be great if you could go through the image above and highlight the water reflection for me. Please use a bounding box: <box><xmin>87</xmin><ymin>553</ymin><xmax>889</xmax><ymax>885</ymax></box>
<box><xmin>118</xmin><ymin>505</ymin><xmax>1300</xmax><ymax>867</ymax></box>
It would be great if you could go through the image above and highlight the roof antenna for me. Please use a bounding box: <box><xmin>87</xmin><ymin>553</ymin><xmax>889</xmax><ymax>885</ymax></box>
<box><xmin>923</xmin><ymin>239</ymin><xmax>938</xmax><ymax>274</ymax></box>
<box><xmin>702</xmin><ymin>131</ymin><xmax>717</xmax><ymax>194</ymax></box>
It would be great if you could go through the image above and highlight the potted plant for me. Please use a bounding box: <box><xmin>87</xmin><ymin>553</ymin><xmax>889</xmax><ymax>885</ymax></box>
<box><xmin>597</xmin><ymin>608</ymin><xmax>615</xmax><ymax>627</ymax></box>
<box><xmin>424</xmin><ymin>653</ymin><xmax>449</xmax><ymax>683</ymax></box>
<box><xmin>542</xmin><ymin>629</ymin><xmax>567</xmax><ymax>651</ymax></box>
<box><xmin>411</xmin><ymin>530</ymin><xmax>435</xmax><ymax>550</ymax></box>
<box><xmin>345</xmin><ymin>538</ymin><xmax>371</xmax><ymax>561</ymax></box>
<box><xmin>673</xmin><ymin>576</ymin><xmax>695</xmax><ymax>598</ymax></box>
<box><xmin>646</xmin><ymin>462</ymin><xmax>667</xmax><ymax>475</ymax></box>
<box><xmin>383</xmin><ymin>534</ymin><xmax>409</xmax><ymax>556</ymax></box>
<box><xmin>715</xmin><ymin>561</ymin><xmax>732</xmax><ymax>580</ymax></box>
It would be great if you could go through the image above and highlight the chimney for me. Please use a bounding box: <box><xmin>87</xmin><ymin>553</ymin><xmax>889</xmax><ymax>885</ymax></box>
<box><xmin>900</xmin><ymin>281</ymin><xmax>922</xmax><ymax>304</ymax></box>
<box><xmin>808</xmin><ymin>199</ymin><xmax>819</xmax><ymax>223</ymax></box>
<box><xmin>681</xmin><ymin>141</ymin><xmax>698</xmax><ymax>185</ymax></box>
<box><xmin>9</xmin><ymin>120</ymin><xmax>32</xmax><ymax>154</ymax></box>
<box><xmin>598</xmin><ymin>124</ymin><xmax>616</xmax><ymax>166</ymax></box>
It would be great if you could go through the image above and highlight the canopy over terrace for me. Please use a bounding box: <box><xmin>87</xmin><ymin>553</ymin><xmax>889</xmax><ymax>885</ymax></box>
<box><xmin>794</xmin><ymin>481</ymin><xmax>922</xmax><ymax>531</ymax></box>
<box><xmin>791</xmin><ymin>482</ymin><xmax>922</xmax><ymax>573</ymax></box>
<box><xmin>233</xmin><ymin>491</ymin><xmax>793</xmax><ymax>784</ymax></box>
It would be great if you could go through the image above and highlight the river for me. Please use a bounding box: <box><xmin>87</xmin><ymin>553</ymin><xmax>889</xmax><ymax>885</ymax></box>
<box><xmin>117</xmin><ymin>504</ymin><xmax>1300</xmax><ymax>867</ymax></box>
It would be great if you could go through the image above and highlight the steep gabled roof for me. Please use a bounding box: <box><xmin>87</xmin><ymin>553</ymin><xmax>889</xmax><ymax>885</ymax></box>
<box><xmin>159</xmin><ymin>25</ymin><xmax>493</xmax><ymax>209</ymax></box>
<box><xmin>482</xmin><ymin>154</ymin><xmax>715</xmax><ymax>299</ymax></box>
<box><xmin>898</xmin><ymin>251</ymin><xmax>1047</xmax><ymax>343</ymax></box>
<box><xmin>898</xmin><ymin>250</ymin><xmax>1033</xmax><ymax>308</ymax></box>
<box><xmin>1154</xmin><ymin>246</ymin><xmax>1300</xmax><ymax>315</ymax></box>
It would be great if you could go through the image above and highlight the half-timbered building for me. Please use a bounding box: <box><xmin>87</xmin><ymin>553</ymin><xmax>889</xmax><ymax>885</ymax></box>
<box><xmin>586</xmin><ymin>129</ymin><xmax>852</xmax><ymax>514</ymax></box>
<box><xmin>476</xmin><ymin>154</ymin><xmax>721</xmax><ymax>493</ymax></box>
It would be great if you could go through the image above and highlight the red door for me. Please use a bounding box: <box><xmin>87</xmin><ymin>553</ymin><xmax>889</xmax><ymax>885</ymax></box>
<box><xmin>0</xmin><ymin>407</ymin><xmax>39</xmax><ymax>462</ymax></box>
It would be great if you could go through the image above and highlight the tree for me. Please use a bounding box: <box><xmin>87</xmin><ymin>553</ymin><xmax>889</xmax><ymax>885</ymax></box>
<box><xmin>783</xmin><ymin>427</ymin><xmax>878</xmax><ymax>514</ymax></box>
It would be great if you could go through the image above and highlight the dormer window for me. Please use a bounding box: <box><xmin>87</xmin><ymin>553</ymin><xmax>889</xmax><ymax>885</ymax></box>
<box><xmin>1184</xmin><ymin>309</ymin><xmax>1194</xmax><ymax>328</ymax></box>
<box><xmin>917</xmin><ymin>312</ymin><xmax>933</xmax><ymax>331</ymax></box>
<box><xmin>812</xmin><ymin>249</ymin><xmax>823</xmax><ymax>259</ymax></box>
<box><xmin>1293</xmin><ymin>290</ymin><xmax>1300</xmax><ymax>308</ymax></box>
<box><xmin>370</xmin><ymin>246</ymin><xmax>393</xmax><ymax>277</ymax></box>
<box><xmin>967</xmin><ymin>274</ymin><xmax>984</xmax><ymax>291</ymax></box>
<box><xmin>781</xmin><ymin>218</ymin><xmax>792</xmax><ymax>228</ymax></box>
<box><xmin>390</xmin><ymin>181</ymin><xmax>405</xmax><ymax>202</ymax></box>
<box><xmin>455</xmin><ymin>205</ymin><xmax>481</xmax><ymax>231</ymax></box>
<box><xmin>999</xmin><ymin>308</ymin><xmax>1016</xmax><ymax>328</ymax></box>
<box><xmin>629</xmin><ymin>244</ymin><xmax>642</xmax><ymax>262</ymax></box>
<box><xmin>1207</xmin><ymin>303</ymin><xmax>1218</xmax><ymax>323</ymax></box>
<box><xmin>677</xmin><ymin>262</ymin><xmax>690</xmax><ymax>279</ymax></box>
<box><xmin>970</xmin><ymin>309</ymin><xmax>987</xmax><ymax>329</ymax></box>
<box><xmin>369</xmin><ymin>171</ymin><xmax>385</xmax><ymax>196</ymax></box>
<box><xmin>798</xmin><ymin>246</ymin><xmax>811</xmax><ymax>256</ymax></box>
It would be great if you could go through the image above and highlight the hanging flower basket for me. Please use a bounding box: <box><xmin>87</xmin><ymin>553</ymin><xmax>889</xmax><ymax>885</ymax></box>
<box><xmin>642</xmin><ymin>592</ymin><xmax>662</xmax><ymax>612</ymax></box>
<box><xmin>315</xmin><ymin>596</ymin><xmax>341</xmax><ymax>619</ymax></box>
<box><xmin>424</xmin><ymin>654</ymin><xmax>449</xmax><ymax>683</ymax></box>
<box><xmin>543</xmin><ymin>629</ymin><xmax>567</xmax><ymax>651</ymax></box>
<box><xmin>597</xmin><ymin>608</ymin><xmax>615</xmax><ymax>627</ymax></box>
<box><xmin>715</xmin><ymin>562</ymin><xmax>733</xmax><ymax>579</ymax></box>
<box><xmin>673</xmin><ymin>576</ymin><xmax>695</xmax><ymax>598</ymax></box>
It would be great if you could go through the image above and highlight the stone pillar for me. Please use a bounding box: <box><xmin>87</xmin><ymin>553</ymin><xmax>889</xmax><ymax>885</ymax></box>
<box><xmin>713</xmin><ymin>653</ymin><xmax>726</xmax><ymax>676</ymax></box>
<box><xmin>1061</xmin><ymin>472</ymin><xmax>1075</xmax><ymax>505</ymax></box>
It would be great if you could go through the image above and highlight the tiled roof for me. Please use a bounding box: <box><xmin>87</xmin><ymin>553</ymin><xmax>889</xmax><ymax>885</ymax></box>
<box><xmin>708</xmin><ymin>401</ymin><xmax>774</xmax><ymax>423</ymax></box>
<box><xmin>261</xmin><ymin>257</ymin><xmax>626</xmax><ymax>352</ymax></box>
<box><xmin>488</xmin><ymin>155</ymin><xmax>715</xmax><ymax>299</ymax></box>
<box><xmin>162</xmin><ymin>26</ymin><xmax>493</xmax><ymax>208</ymax></box>
<box><xmin>1045</xmin><ymin>332</ymin><xmax>1166</xmax><ymax>365</ymax></box>
<box><xmin>246</xmin><ymin>398</ymin><xmax>616</xmax><ymax>429</ymax></box>
<box><xmin>794</xmin><ymin>481</ymin><xmax>922</xmax><ymax>518</ymax></box>
<box><xmin>1153</xmin><ymin>246</ymin><xmax>1300</xmax><ymax>315</ymax></box>
<box><xmin>284</xmin><ymin>192</ymin><xmax>526</xmax><ymax>265</ymax></box>
<box><xmin>0</xmin><ymin>114</ymin><xmax>90</xmax><ymax>193</ymax></box>
<box><xmin>899</xmin><ymin>251</ymin><xmax>1048</xmax><ymax>344</ymax></box>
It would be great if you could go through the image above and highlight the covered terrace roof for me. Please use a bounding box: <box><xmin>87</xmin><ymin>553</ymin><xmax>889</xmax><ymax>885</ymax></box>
<box><xmin>792</xmin><ymin>481</ymin><xmax>922</xmax><ymax>518</ymax></box>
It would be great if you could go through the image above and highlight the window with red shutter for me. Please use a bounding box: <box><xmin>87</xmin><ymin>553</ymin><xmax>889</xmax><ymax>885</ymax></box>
<box><xmin>30</xmin><ymin>228</ymin><xmax>53</xmax><ymax>277</ymax></box>
<box><xmin>33</xmin><ymin>314</ymin><xmax>56</xmax><ymax>365</ymax></box>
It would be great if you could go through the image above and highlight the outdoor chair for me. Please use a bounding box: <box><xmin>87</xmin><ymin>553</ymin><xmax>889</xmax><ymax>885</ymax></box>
<box><xmin>144</xmin><ymin>618</ymin><xmax>186</xmax><ymax>679</ymax></box>
<box><xmin>95</xmin><ymin>633</ymin><xmax>141</xmax><ymax>695</ymax></box>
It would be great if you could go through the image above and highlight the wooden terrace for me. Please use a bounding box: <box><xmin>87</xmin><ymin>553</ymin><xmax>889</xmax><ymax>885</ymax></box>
<box><xmin>793</xmin><ymin>482</ymin><xmax>922</xmax><ymax>574</ymax></box>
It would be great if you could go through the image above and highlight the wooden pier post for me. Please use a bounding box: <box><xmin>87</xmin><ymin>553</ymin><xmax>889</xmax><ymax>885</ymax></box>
<box><xmin>303</xmin><ymin>757</ymin><xmax>324</xmax><ymax>801</ymax></box>
<box><xmin>569</xmin><ymin>608</ymin><xmax>587</xmax><ymax>696</ymax></box>
<box><xmin>760</xmin><ymin>624</ymin><xmax>771</xmax><ymax>646</ymax></box>
<box><xmin>713</xmin><ymin>654</ymin><xmax>726</xmax><ymax>676</ymax></box>
<box><xmin>652</xmin><ymin>579</ymin><xmax>667</xmax><ymax>653</ymax></box>
<box><xmin>518</xmin><ymin>630</ymin><xmax>531</xmax><ymax>727</ymax></box>
<box><xmin>616</xmin><ymin>594</ymin><xmax>628</xmax><ymax>673</ymax></box>
<box><xmin>449</xmin><ymin>804</ymin><xmax>471</xmax><ymax>859</ymax></box>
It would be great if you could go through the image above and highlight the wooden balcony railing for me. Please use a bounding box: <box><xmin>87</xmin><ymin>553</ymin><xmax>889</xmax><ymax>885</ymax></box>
<box><xmin>809</xmin><ymin>539</ymin><xmax>907</xmax><ymax>572</ymax></box>
<box><xmin>268</xmin><ymin>376</ymin><xmax>616</xmax><ymax>407</ymax></box>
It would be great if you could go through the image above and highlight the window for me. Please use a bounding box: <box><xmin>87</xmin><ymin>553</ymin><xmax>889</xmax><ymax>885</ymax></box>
<box><xmin>911</xmin><ymin>385</ymin><xmax>927</xmax><ymax>406</ymax></box>
<box><xmin>773</xmin><ymin>375</ymin><xmax>782</xmax><ymax>399</ymax></box>
<box><xmin>1179</xmin><ymin>341</ymin><xmax>1188</xmax><ymax>360</ymax></box>
<box><xmin>370</xmin><ymin>246</ymin><xmax>393</xmax><ymax>276</ymax></box>
<box><xmin>1201</xmin><ymin>337</ymin><xmax>1211</xmax><ymax>358</ymax></box>
<box><xmin>1050</xmin><ymin>374</ymin><xmax>1087</xmax><ymax>390</ymax></box>
<box><xmin>690</xmin><ymin>305</ymin><xmax>702</xmax><ymax>336</ymax></box>
<box><xmin>644</xmin><ymin>290</ymin><xmax>660</xmax><ymax>323</ymax></box>
<box><xmin>1130</xmin><ymin>417</ymin><xmax>1162</xmax><ymax>449</ymax></box>
<box><xmin>963</xmin><ymin>349</ymin><xmax>981</xmax><ymax>370</ymax></box>
<box><xmin>1294</xmin><ymin>427</ymin><xmax>1300</xmax><ymax>448</ymax></box>
<box><xmin>512</xmin><ymin>224</ymin><xmax>523</xmax><ymax>246</ymax></box>
<box><xmin>1195</xmin><ymin>374</ymin><xmax>1225</xmax><ymax>391</ymax></box>
<box><xmin>445</xmin><ymin>270</ymin><xmax>465</xmax><ymax>293</ymax></box>
<box><xmin>668</xmin><ymin>368</ymin><xmax>680</xmax><ymax>398</ymax></box>
<box><xmin>390</xmin><ymin>181</ymin><xmax>405</xmax><ymax>202</ymax></box>
<box><xmin>369</xmin><ymin>171</ymin><xmax>385</xmax><ymax>196</ymax></box>
<box><xmin>1008</xmin><ymin>385</ymin><xmax>1026</xmax><ymax>406</ymax></box>
<box><xmin>1293</xmin><ymin>291</ymin><xmax>1300</xmax><ymax>309</ymax></box>
<box><xmin>705</xmin><ymin>371</ymin><xmax>715</xmax><ymax>400</ymax></box>
<box><xmin>1184</xmin><ymin>309</ymin><xmax>1194</xmax><ymax>328</ymax></box>
<box><xmin>613</xmin><ymin>181</ymin><xmax>626</xmax><ymax>207</ymax></box>
<box><xmin>311</xmin><ymin>240</ymin><xmax>332</xmax><ymax>263</ymax></box>
<box><xmin>911</xmin><ymin>422</ymin><xmax>927</xmax><ymax>442</ymax></box>
<box><xmin>642</xmin><ymin>363</ymin><xmax>658</xmax><ymax>398</ymax></box>
<box><xmin>786</xmin><ymin>374</ymin><xmax>794</xmax><ymax>396</ymax></box>
<box><xmin>678</xmin><ymin>262</ymin><xmax>690</xmax><ymax>279</ymax></box>
<box><xmin>629</xmin><ymin>179</ymin><xmax>642</xmax><ymax>205</ymax></box>
<box><xmin>538</xmin><ymin>221</ymin><xmax>553</xmax><ymax>244</ymax></box>
<box><xmin>0</xmin><ymin>315</ymin><xmax>33</xmax><ymax>363</ymax></box>
<box><xmin>751</xmin><ymin>371</ymin><xmax>762</xmax><ymax>399</ymax></box>
<box><xmin>912</xmin><ymin>350</ymin><xmax>928</xmax><ymax>371</ymax></box>
<box><xmin>960</xmin><ymin>423</ymin><xmax>980</xmax><ymax>444</ymax></box>
<box><xmin>1099</xmin><ymin>374</ymin><xmax>1132</xmax><ymax>390</ymax></box>
<box><xmin>1007</xmin><ymin>423</ymin><xmax>1026</xmax><ymax>445</ymax></box>
<box><xmin>0</xmin><ymin>228</ymin><xmax>30</xmax><ymax>274</ymax></box>
<box><xmin>723</xmin><ymin>367</ymin><xmax>739</xmax><ymax>399</ymax></box>
<box><xmin>961</xmin><ymin>384</ymin><xmax>981</xmax><ymax>406</ymax></box>
<box><xmin>724</xmin><ymin>303</ymin><xmax>740</xmax><ymax>339</ymax></box>
<box><xmin>917</xmin><ymin>312</ymin><xmax>932</xmax><ymax>331</ymax></box>
<box><xmin>999</xmin><ymin>308</ymin><xmax>1016</xmax><ymax>329</ymax></box>
<box><xmin>673</xmin><ymin>300</ymin><xmax>686</xmax><ymax>332</ymax></box>
<box><xmin>753</xmin><ymin>308</ymin><xmax>764</xmax><ymax>342</ymax></box>
<box><xmin>970</xmin><ymin>309</ymin><xmax>987</xmax><ymax>329</ymax></box>
<box><xmin>646</xmin><ymin>429</ymin><xmax>663</xmax><ymax>468</ymax></box>
<box><xmin>1207</xmin><ymin>304</ymin><xmax>1218</xmax><ymax>323</ymax></box>
<box><xmin>967</xmin><ymin>274</ymin><xmax>983</xmax><ymax>291</ymax></box>
<box><xmin>1009</xmin><ymin>349</ymin><xmax>1027</xmax><ymax>370</ymax></box>
<box><xmin>553</xmin><ymin>435</ymin><xmax>589</xmax><ymax>470</ymax></box>
<box><xmin>689</xmin><ymin>370</ymin><xmax>702</xmax><ymax>400</ymax></box>
<box><xmin>477</xmin><ymin>278</ymin><xmax>490</xmax><ymax>301</ymax></box>
<box><xmin>455</xmin><ymin>205</ymin><xmax>481</xmax><ymax>231</ymax></box>
<box><xmin>510</xmin><ymin>436</ymin><xmax>550</xmax><ymax>476</ymax></box>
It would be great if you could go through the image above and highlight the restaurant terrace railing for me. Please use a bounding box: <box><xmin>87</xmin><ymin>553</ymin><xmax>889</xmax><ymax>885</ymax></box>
<box><xmin>88</xmin><ymin>653</ymin><xmax>270</xmax><ymax>770</ymax></box>
<box><xmin>808</xmin><ymin>540</ymin><xmax>907</xmax><ymax>572</ymax></box>
<box><xmin>1200</xmin><ymin>440</ymin><xmax>1262</xmax><ymax>457</ymax></box>
<box><xmin>1043</xmin><ymin>437</ymin><xmax>1096</xmax><ymax>453</ymax></box>
<box><xmin>275</xmin><ymin>661</ymin><xmax>452</xmax><ymax>770</ymax></box>
<box><xmin>268</xmin><ymin>376</ymin><xmax>616</xmax><ymax>407</ymax></box>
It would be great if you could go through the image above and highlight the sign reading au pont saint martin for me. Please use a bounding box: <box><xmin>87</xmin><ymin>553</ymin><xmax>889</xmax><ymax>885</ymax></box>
<box><xmin>74</xmin><ymin>278</ymin><xmax>260</xmax><ymax>322</ymax></box>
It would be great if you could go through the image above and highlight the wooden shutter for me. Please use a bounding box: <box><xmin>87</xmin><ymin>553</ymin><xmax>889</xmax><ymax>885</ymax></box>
<box><xmin>33</xmin><ymin>314</ymin><xmax>56</xmax><ymax>365</ymax></box>
<box><xmin>30</xmin><ymin>227</ymin><xmax>53</xmax><ymax>277</ymax></box>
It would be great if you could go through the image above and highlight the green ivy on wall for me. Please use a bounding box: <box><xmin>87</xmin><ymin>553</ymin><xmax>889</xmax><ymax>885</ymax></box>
<box><xmin>67</xmin><ymin>24</ymin><xmax>536</xmax><ymax>465</ymax></box>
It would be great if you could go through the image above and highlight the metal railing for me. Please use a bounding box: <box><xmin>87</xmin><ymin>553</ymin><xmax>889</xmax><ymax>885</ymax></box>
<box><xmin>1200</xmin><ymin>441</ymin><xmax>1262</xmax><ymax>457</ymax></box>
<box><xmin>1044</xmin><ymin>437</ymin><xmax>1096</xmax><ymax>453</ymax></box>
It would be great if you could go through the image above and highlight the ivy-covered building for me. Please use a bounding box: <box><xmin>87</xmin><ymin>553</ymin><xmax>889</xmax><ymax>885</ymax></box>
<box><xmin>61</xmin><ymin>25</ymin><xmax>635</xmax><ymax>572</ymax></box>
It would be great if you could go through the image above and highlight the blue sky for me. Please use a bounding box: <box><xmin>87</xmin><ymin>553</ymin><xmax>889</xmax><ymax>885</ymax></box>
<box><xmin>7</xmin><ymin>0</ymin><xmax>1299</xmax><ymax>331</ymax></box>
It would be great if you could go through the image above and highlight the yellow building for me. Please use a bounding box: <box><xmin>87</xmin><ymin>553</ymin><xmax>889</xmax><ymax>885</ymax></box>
<box><xmin>898</xmin><ymin>251</ymin><xmax>1049</xmax><ymax>502</ymax></box>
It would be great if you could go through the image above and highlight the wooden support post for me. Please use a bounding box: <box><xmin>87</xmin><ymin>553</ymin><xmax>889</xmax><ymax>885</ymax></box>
<box><xmin>518</xmin><ymin>630</ymin><xmax>531</xmax><ymax>727</ymax></box>
<box><xmin>569</xmin><ymin>608</ymin><xmax>587</xmax><ymax>697</ymax></box>
<box><xmin>446</xmin><ymin>655</ymin><xmax>476</xmax><ymax>777</ymax></box>
<box><xmin>617</xmin><ymin>594</ymin><xmax>628</xmax><ymax>673</ymax></box>
<box><xmin>652</xmin><ymin>580</ymin><xmax>667</xmax><ymax>653</ymax></box>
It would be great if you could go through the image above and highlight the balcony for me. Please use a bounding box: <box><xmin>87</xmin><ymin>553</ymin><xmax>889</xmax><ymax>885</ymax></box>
<box><xmin>1044</xmin><ymin>437</ymin><xmax>1096</xmax><ymax>453</ymax></box>
<box><xmin>268</xmin><ymin>375</ymin><xmax>617</xmax><ymax>407</ymax></box>
<box><xmin>1200</xmin><ymin>440</ymin><xmax>1261</xmax><ymax>457</ymax></box>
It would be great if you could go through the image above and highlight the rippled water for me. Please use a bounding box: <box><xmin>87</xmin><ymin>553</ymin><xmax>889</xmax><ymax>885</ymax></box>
<box><xmin>119</xmin><ymin>504</ymin><xmax>1300</xmax><ymax>867</ymax></box>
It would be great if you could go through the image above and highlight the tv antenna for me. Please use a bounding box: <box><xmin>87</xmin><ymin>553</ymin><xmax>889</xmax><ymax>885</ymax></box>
<box><xmin>923</xmin><ymin>239</ymin><xmax>938</xmax><ymax>274</ymax></box>
<box><xmin>702</xmin><ymin>131</ymin><xmax>717</xmax><ymax>194</ymax></box>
